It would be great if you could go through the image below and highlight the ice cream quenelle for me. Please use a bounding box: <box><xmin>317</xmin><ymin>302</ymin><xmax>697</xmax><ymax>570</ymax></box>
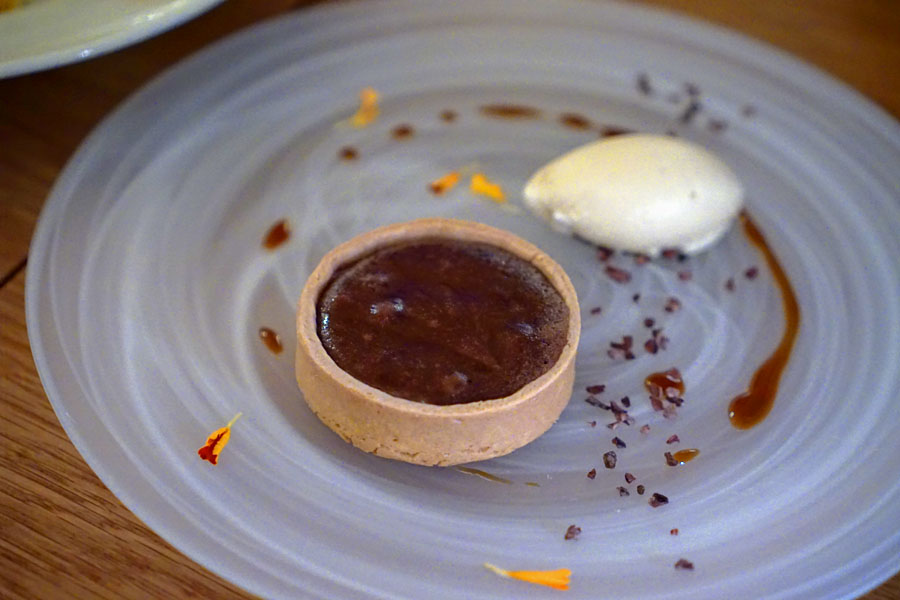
<box><xmin>522</xmin><ymin>134</ymin><xmax>744</xmax><ymax>256</ymax></box>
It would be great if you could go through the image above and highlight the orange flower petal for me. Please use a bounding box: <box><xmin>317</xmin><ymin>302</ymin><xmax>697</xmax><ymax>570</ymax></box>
<box><xmin>198</xmin><ymin>413</ymin><xmax>242</xmax><ymax>465</ymax></box>
<box><xmin>484</xmin><ymin>563</ymin><xmax>571</xmax><ymax>591</ymax></box>
<box><xmin>470</xmin><ymin>173</ymin><xmax>506</xmax><ymax>203</ymax></box>
<box><xmin>507</xmin><ymin>568</ymin><xmax>571</xmax><ymax>590</ymax></box>
<box><xmin>350</xmin><ymin>87</ymin><xmax>379</xmax><ymax>128</ymax></box>
<box><xmin>428</xmin><ymin>171</ymin><xmax>460</xmax><ymax>195</ymax></box>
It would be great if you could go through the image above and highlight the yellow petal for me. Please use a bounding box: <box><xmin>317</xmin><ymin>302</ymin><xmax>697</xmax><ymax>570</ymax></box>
<box><xmin>428</xmin><ymin>171</ymin><xmax>460</xmax><ymax>195</ymax></box>
<box><xmin>350</xmin><ymin>87</ymin><xmax>379</xmax><ymax>128</ymax></box>
<box><xmin>470</xmin><ymin>173</ymin><xmax>506</xmax><ymax>203</ymax></box>
<box><xmin>198</xmin><ymin>413</ymin><xmax>242</xmax><ymax>465</ymax></box>
<box><xmin>484</xmin><ymin>563</ymin><xmax>571</xmax><ymax>591</ymax></box>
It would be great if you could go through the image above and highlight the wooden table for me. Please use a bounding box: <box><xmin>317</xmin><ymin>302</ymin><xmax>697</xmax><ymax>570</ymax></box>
<box><xmin>1</xmin><ymin>1</ymin><xmax>897</xmax><ymax>597</ymax></box>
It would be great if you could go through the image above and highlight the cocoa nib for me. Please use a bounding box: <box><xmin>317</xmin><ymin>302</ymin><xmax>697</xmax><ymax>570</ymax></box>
<box><xmin>587</xmin><ymin>468</ymin><xmax>597</xmax><ymax>480</ymax></box>
<box><xmin>590</xmin><ymin>306</ymin><xmax>603</xmax><ymax>315</ymax></box>
<box><xmin>745</xmin><ymin>266</ymin><xmax>759</xmax><ymax>279</ymax></box>
<box><xmin>649</xmin><ymin>493</ymin><xmax>669</xmax><ymax>507</ymax></box>
<box><xmin>585</xmin><ymin>396</ymin><xmax>611</xmax><ymax>410</ymax></box>
<box><xmin>636</xmin><ymin>484</ymin><xmax>645</xmax><ymax>495</ymax></box>
<box><xmin>607</xmin><ymin>349</ymin><xmax>636</xmax><ymax>361</ymax></box>
<box><xmin>586</xmin><ymin>384</ymin><xmax>606</xmax><ymax>394</ymax></box>
<box><xmin>663</xmin><ymin>297</ymin><xmax>682</xmax><ymax>313</ymax></box>
<box><xmin>649</xmin><ymin>390</ymin><xmax>684</xmax><ymax>418</ymax></box>
<box><xmin>666</xmin><ymin>434</ymin><xmax>681</xmax><ymax>445</ymax></box>
<box><xmin>617</xmin><ymin>486</ymin><xmax>630</xmax><ymax>497</ymax></box>
<box><xmin>606</xmin><ymin>399</ymin><xmax>635</xmax><ymax>429</ymax></box>
<box><xmin>605</xmin><ymin>265</ymin><xmax>632</xmax><ymax>283</ymax></box>
<box><xmin>648</xmin><ymin>370</ymin><xmax>684</xmax><ymax>418</ymax></box>
<box><xmin>707</xmin><ymin>118</ymin><xmax>728</xmax><ymax>133</ymax></box>
<box><xmin>661</xmin><ymin>248</ymin><xmax>680</xmax><ymax>259</ymax></box>
<box><xmin>608</xmin><ymin>335</ymin><xmax>636</xmax><ymax>360</ymax></box>
<box><xmin>664</xmin><ymin>367</ymin><xmax>683</xmax><ymax>382</ymax></box>
<box><xmin>610</xmin><ymin>399</ymin><xmax>629</xmax><ymax>415</ymax></box>
<box><xmin>677</xmin><ymin>270</ymin><xmax>692</xmax><ymax>281</ymax></box>
<box><xmin>624</xmin><ymin>472</ymin><xmax>636</xmax><ymax>484</ymax></box>
<box><xmin>637</xmin><ymin>73</ymin><xmax>653</xmax><ymax>96</ymax></box>
<box><xmin>612</xmin><ymin>437</ymin><xmax>627</xmax><ymax>449</ymax></box>
<box><xmin>640</xmin><ymin>424</ymin><xmax>651</xmax><ymax>434</ymax></box>
<box><xmin>674</xmin><ymin>558</ymin><xmax>694</xmax><ymax>571</ymax></box>
<box><xmin>621</xmin><ymin>396</ymin><xmax>631</xmax><ymax>407</ymax></box>
<box><xmin>665</xmin><ymin>451</ymin><xmax>678</xmax><ymax>467</ymax></box>
<box><xmin>670</xmin><ymin>528</ymin><xmax>679</xmax><ymax>536</ymax></box>
<box><xmin>679</xmin><ymin>100</ymin><xmax>701</xmax><ymax>124</ymax></box>
<box><xmin>565</xmin><ymin>525</ymin><xmax>582</xmax><ymax>540</ymax></box>
<box><xmin>603</xmin><ymin>451</ymin><xmax>617</xmax><ymax>469</ymax></box>
<box><xmin>644</xmin><ymin>317</ymin><xmax>655</xmax><ymax>328</ymax></box>
<box><xmin>612</xmin><ymin>336</ymin><xmax>634</xmax><ymax>350</ymax></box>
<box><xmin>632</xmin><ymin>293</ymin><xmax>641</xmax><ymax>303</ymax></box>
<box><xmin>645</xmin><ymin>328</ymin><xmax>669</xmax><ymax>354</ymax></box>
<box><xmin>725</xmin><ymin>277</ymin><xmax>735</xmax><ymax>292</ymax></box>
<box><xmin>596</xmin><ymin>246</ymin><xmax>614</xmax><ymax>262</ymax></box>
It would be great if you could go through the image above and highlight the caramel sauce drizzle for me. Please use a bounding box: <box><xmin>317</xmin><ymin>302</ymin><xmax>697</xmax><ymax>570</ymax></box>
<box><xmin>391</xmin><ymin>124</ymin><xmax>414</xmax><ymax>140</ymax></box>
<box><xmin>558</xmin><ymin>113</ymin><xmax>593</xmax><ymax>130</ymax></box>
<box><xmin>598</xmin><ymin>125</ymin><xmax>632</xmax><ymax>138</ymax></box>
<box><xmin>644</xmin><ymin>370</ymin><xmax>685</xmax><ymax>396</ymax></box>
<box><xmin>338</xmin><ymin>146</ymin><xmax>359</xmax><ymax>161</ymax></box>
<box><xmin>262</xmin><ymin>219</ymin><xmax>290</xmax><ymax>250</ymax></box>
<box><xmin>728</xmin><ymin>212</ymin><xmax>800</xmax><ymax>429</ymax></box>
<box><xmin>479</xmin><ymin>104</ymin><xmax>542</xmax><ymax>119</ymax></box>
<box><xmin>672</xmin><ymin>448</ymin><xmax>700</xmax><ymax>463</ymax></box>
<box><xmin>258</xmin><ymin>327</ymin><xmax>283</xmax><ymax>354</ymax></box>
<box><xmin>480</xmin><ymin>104</ymin><xmax>632</xmax><ymax>140</ymax></box>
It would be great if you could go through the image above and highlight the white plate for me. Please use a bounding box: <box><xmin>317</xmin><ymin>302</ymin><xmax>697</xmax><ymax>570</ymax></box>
<box><xmin>26</xmin><ymin>1</ymin><xmax>900</xmax><ymax>598</ymax></box>
<box><xmin>0</xmin><ymin>0</ymin><xmax>223</xmax><ymax>78</ymax></box>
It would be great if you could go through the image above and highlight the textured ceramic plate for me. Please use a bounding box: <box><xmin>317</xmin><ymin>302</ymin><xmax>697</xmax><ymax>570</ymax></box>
<box><xmin>0</xmin><ymin>0</ymin><xmax>223</xmax><ymax>78</ymax></box>
<box><xmin>26</xmin><ymin>1</ymin><xmax>900</xmax><ymax>598</ymax></box>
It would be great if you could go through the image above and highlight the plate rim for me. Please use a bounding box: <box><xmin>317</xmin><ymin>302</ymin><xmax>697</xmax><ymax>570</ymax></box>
<box><xmin>0</xmin><ymin>0</ymin><xmax>224</xmax><ymax>79</ymax></box>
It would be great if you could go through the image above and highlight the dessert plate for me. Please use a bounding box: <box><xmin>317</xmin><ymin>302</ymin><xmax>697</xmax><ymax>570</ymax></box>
<box><xmin>0</xmin><ymin>0</ymin><xmax>223</xmax><ymax>78</ymax></box>
<box><xmin>26</xmin><ymin>1</ymin><xmax>900</xmax><ymax>598</ymax></box>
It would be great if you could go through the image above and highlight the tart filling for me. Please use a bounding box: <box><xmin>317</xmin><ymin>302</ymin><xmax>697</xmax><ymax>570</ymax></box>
<box><xmin>316</xmin><ymin>239</ymin><xmax>569</xmax><ymax>406</ymax></box>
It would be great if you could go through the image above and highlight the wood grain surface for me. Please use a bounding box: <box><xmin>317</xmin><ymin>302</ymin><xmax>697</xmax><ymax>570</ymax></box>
<box><xmin>1</xmin><ymin>1</ymin><xmax>898</xmax><ymax>598</ymax></box>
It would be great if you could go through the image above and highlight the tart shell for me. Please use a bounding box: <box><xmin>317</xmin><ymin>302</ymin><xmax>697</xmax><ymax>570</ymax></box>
<box><xmin>295</xmin><ymin>218</ymin><xmax>580</xmax><ymax>466</ymax></box>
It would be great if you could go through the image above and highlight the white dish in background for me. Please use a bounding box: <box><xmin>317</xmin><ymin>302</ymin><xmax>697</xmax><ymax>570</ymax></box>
<box><xmin>26</xmin><ymin>1</ymin><xmax>900</xmax><ymax>598</ymax></box>
<box><xmin>0</xmin><ymin>0</ymin><xmax>223</xmax><ymax>78</ymax></box>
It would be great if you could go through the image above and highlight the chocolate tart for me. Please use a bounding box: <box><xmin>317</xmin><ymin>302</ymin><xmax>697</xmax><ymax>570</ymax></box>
<box><xmin>295</xmin><ymin>218</ymin><xmax>580</xmax><ymax>466</ymax></box>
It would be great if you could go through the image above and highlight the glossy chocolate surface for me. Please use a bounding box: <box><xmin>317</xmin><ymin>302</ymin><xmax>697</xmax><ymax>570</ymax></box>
<box><xmin>317</xmin><ymin>239</ymin><xmax>568</xmax><ymax>405</ymax></box>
